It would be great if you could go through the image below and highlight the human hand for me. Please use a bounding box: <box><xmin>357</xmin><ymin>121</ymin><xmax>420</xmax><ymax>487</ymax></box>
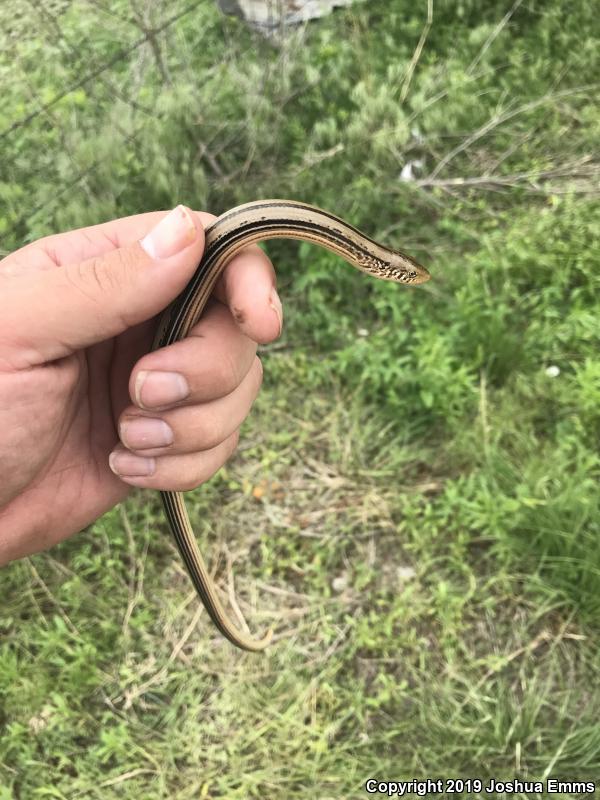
<box><xmin>0</xmin><ymin>205</ymin><xmax>283</xmax><ymax>564</ymax></box>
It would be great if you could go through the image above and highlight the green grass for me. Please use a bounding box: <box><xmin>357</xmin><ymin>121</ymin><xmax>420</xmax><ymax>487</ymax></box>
<box><xmin>1</xmin><ymin>0</ymin><xmax>600</xmax><ymax>797</ymax></box>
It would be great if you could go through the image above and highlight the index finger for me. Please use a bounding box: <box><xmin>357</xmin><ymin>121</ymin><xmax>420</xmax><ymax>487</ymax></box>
<box><xmin>211</xmin><ymin>244</ymin><xmax>282</xmax><ymax>345</ymax></box>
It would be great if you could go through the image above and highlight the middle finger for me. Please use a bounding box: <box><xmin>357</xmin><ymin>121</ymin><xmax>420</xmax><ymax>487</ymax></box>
<box><xmin>129</xmin><ymin>299</ymin><xmax>258</xmax><ymax>410</ymax></box>
<box><xmin>118</xmin><ymin>355</ymin><xmax>263</xmax><ymax>458</ymax></box>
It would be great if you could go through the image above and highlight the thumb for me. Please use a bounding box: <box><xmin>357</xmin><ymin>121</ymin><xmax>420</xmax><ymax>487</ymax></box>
<box><xmin>3</xmin><ymin>206</ymin><xmax>204</xmax><ymax>366</ymax></box>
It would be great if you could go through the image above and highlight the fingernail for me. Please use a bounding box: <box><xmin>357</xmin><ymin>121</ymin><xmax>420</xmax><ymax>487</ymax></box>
<box><xmin>120</xmin><ymin>417</ymin><xmax>174</xmax><ymax>450</ymax></box>
<box><xmin>269</xmin><ymin>287</ymin><xmax>283</xmax><ymax>336</ymax></box>
<box><xmin>140</xmin><ymin>205</ymin><xmax>197</xmax><ymax>259</ymax></box>
<box><xmin>109</xmin><ymin>449</ymin><xmax>156</xmax><ymax>477</ymax></box>
<box><xmin>135</xmin><ymin>370</ymin><xmax>190</xmax><ymax>409</ymax></box>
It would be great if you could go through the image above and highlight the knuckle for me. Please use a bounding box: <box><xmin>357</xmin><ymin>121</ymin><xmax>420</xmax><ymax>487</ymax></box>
<box><xmin>178</xmin><ymin>473</ymin><xmax>205</xmax><ymax>492</ymax></box>
<box><xmin>87</xmin><ymin>257</ymin><xmax>112</xmax><ymax>295</ymax></box>
<box><xmin>85</xmin><ymin>256</ymin><xmax>116</xmax><ymax>296</ymax></box>
<box><xmin>211</xmin><ymin>349</ymin><xmax>242</xmax><ymax>396</ymax></box>
<box><xmin>109</xmin><ymin>247</ymin><xmax>140</xmax><ymax>290</ymax></box>
<box><xmin>75</xmin><ymin>248</ymin><xmax>138</xmax><ymax>298</ymax></box>
<box><xmin>166</xmin><ymin>432</ymin><xmax>239</xmax><ymax>492</ymax></box>
<box><xmin>253</xmin><ymin>356</ymin><xmax>263</xmax><ymax>390</ymax></box>
<box><xmin>227</xmin><ymin>429</ymin><xmax>240</xmax><ymax>456</ymax></box>
<box><xmin>181</xmin><ymin>458</ymin><xmax>221</xmax><ymax>492</ymax></box>
<box><xmin>194</xmin><ymin>407</ymin><xmax>225</xmax><ymax>451</ymax></box>
<box><xmin>62</xmin><ymin>260</ymin><xmax>100</xmax><ymax>304</ymax></box>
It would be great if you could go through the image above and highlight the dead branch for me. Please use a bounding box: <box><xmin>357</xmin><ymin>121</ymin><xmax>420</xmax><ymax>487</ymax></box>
<box><xmin>400</xmin><ymin>0</ymin><xmax>433</xmax><ymax>104</ymax></box>
<box><xmin>427</xmin><ymin>84</ymin><xmax>599</xmax><ymax>180</ymax></box>
<box><xmin>414</xmin><ymin>157</ymin><xmax>599</xmax><ymax>194</ymax></box>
